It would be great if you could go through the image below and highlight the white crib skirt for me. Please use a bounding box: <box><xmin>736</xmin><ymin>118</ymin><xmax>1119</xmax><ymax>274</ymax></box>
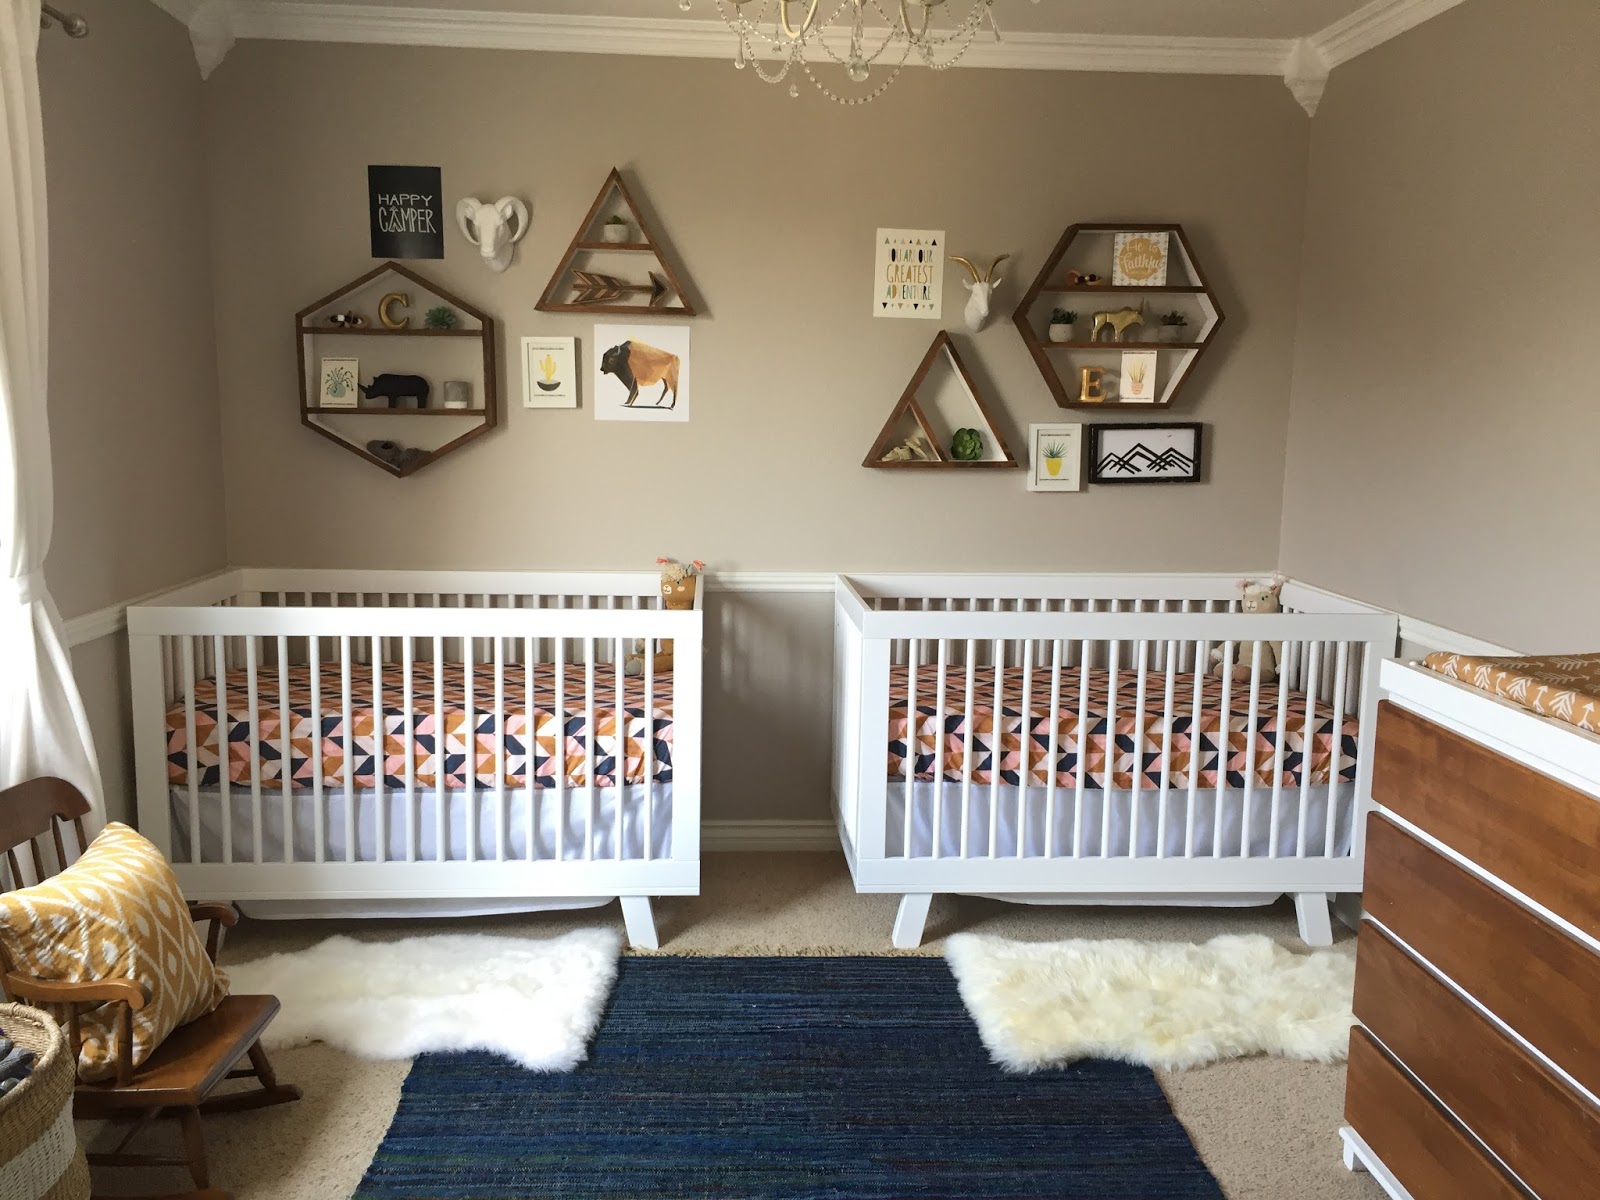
<box><xmin>170</xmin><ymin>783</ymin><xmax>674</xmax><ymax>868</ymax></box>
<box><xmin>886</xmin><ymin>781</ymin><xmax>1355</xmax><ymax>860</ymax></box>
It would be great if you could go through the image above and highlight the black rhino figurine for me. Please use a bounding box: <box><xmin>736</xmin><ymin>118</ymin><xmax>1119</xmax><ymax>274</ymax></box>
<box><xmin>360</xmin><ymin>373</ymin><xmax>430</xmax><ymax>408</ymax></box>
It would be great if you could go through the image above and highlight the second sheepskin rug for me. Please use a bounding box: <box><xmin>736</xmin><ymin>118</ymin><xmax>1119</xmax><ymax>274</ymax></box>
<box><xmin>226</xmin><ymin>928</ymin><xmax>622</xmax><ymax>1071</ymax></box>
<box><xmin>945</xmin><ymin>932</ymin><xmax>1354</xmax><ymax>1072</ymax></box>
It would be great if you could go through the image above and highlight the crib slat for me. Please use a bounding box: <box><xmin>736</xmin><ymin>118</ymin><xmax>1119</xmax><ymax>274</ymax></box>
<box><xmin>1270</xmin><ymin>642</ymin><xmax>1291</xmax><ymax>857</ymax></box>
<box><xmin>374</xmin><ymin>647</ymin><xmax>386</xmax><ymax>864</ymax></box>
<box><xmin>933</xmin><ymin>638</ymin><xmax>948</xmax><ymax>861</ymax></box>
<box><xmin>310</xmin><ymin>636</ymin><xmax>325</xmax><ymax>864</ymax></box>
<box><xmin>643</xmin><ymin>636</ymin><xmax>655</xmax><ymax>862</ymax></box>
<box><xmin>1071</xmin><ymin>639</ymin><xmax>1089</xmax><ymax>858</ymax></box>
<box><xmin>342</xmin><ymin>635</ymin><xmax>355</xmax><ymax>863</ymax></box>
<box><xmin>904</xmin><ymin>637</ymin><xmax>918</xmax><ymax>858</ymax></box>
<box><xmin>181</xmin><ymin>637</ymin><xmax>199</xmax><ymax>865</ymax></box>
<box><xmin>555</xmin><ymin>634</ymin><xmax>567</xmax><ymax>862</ymax></box>
<box><xmin>1130</xmin><ymin>640</ymin><xmax>1149</xmax><ymax>858</ymax></box>
<box><xmin>959</xmin><ymin>640</ymin><xmax>976</xmax><ymax>860</ymax></box>
<box><xmin>433</xmin><ymin>634</ymin><xmax>445</xmax><ymax>863</ymax></box>
<box><xmin>277</xmin><ymin>635</ymin><xmax>291</xmax><ymax>864</ymax></box>
<box><xmin>1017</xmin><ymin>637</ymin><xmax>1033</xmax><ymax>860</ymax></box>
<box><xmin>585</xmin><ymin>637</ymin><xmax>597</xmax><ymax>861</ymax></box>
<box><xmin>1326</xmin><ymin>642</ymin><xmax>1350</xmax><ymax>858</ymax></box>
<box><xmin>246</xmin><ymin>637</ymin><xmax>262</xmax><ymax>864</ymax></box>
<box><xmin>525</xmin><ymin>636</ymin><xmax>537</xmax><ymax>863</ymax></box>
<box><xmin>989</xmin><ymin>637</ymin><xmax>1003</xmax><ymax>858</ymax></box>
<box><xmin>1214</xmin><ymin>641</ymin><xmax>1234</xmax><ymax>858</ymax></box>
<box><xmin>613</xmin><ymin>637</ymin><xmax>624</xmax><ymax>862</ymax></box>
<box><xmin>1157</xmin><ymin>641</ymin><xmax>1177</xmax><ymax>859</ymax></box>
<box><xmin>1186</xmin><ymin>639</ymin><xmax>1207</xmax><ymax>859</ymax></box>
<box><xmin>1241</xmin><ymin>641</ymin><xmax>1264</xmax><ymax>858</ymax></box>
<box><xmin>495</xmin><ymin>637</ymin><xmax>507</xmax><ymax>863</ymax></box>
<box><xmin>464</xmin><ymin>635</ymin><xmax>479</xmax><ymax>862</ymax></box>
<box><xmin>404</xmin><ymin>637</ymin><xmax>417</xmax><ymax>862</ymax></box>
<box><xmin>1102</xmin><ymin>640</ymin><xmax>1119</xmax><ymax>858</ymax></box>
<box><xmin>1298</xmin><ymin>641</ymin><xmax>1321</xmax><ymax>858</ymax></box>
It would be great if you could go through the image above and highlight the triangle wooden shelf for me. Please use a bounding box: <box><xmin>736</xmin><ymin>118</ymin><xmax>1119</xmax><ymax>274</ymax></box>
<box><xmin>864</xmin><ymin>331</ymin><xmax>1018</xmax><ymax>470</ymax></box>
<box><xmin>536</xmin><ymin>168</ymin><xmax>698</xmax><ymax>317</ymax></box>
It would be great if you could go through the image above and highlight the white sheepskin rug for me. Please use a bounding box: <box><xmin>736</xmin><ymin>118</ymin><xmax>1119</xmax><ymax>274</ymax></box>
<box><xmin>945</xmin><ymin>932</ymin><xmax>1354</xmax><ymax>1072</ymax></box>
<box><xmin>225</xmin><ymin>928</ymin><xmax>622</xmax><ymax>1071</ymax></box>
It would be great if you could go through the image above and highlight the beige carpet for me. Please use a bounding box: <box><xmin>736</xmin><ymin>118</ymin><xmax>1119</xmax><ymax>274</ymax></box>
<box><xmin>84</xmin><ymin>852</ymin><xmax>1382</xmax><ymax>1200</ymax></box>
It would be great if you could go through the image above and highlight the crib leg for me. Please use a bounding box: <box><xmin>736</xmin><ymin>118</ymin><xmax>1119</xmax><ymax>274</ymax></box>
<box><xmin>620</xmin><ymin>896</ymin><xmax>659</xmax><ymax>950</ymax></box>
<box><xmin>892</xmin><ymin>893</ymin><xmax>933</xmax><ymax>949</ymax></box>
<box><xmin>1295</xmin><ymin>892</ymin><xmax>1334</xmax><ymax>947</ymax></box>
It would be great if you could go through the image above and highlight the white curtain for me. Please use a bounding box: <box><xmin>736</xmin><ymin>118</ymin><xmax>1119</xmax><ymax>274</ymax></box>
<box><xmin>0</xmin><ymin>0</ymin><xmax>102</xmax><ymax>810</ymax></box>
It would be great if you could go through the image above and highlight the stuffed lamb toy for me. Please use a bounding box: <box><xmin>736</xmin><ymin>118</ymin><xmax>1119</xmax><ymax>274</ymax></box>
<box><xmin>1209</xmin><ymin>575</ymin><xmax>1286</xmax><ymax>684</ymax></box>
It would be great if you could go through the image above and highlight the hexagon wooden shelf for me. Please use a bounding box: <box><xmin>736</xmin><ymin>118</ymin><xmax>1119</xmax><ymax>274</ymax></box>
<box><xmin>296</xmin><ymin>261</ymin><xmax>497</xmax><ymax>478</ymax></box>
<box><xmin>1012</xmin><ymin>223</ymin><xmax>1224</xmax><ymax>410</ymax></box>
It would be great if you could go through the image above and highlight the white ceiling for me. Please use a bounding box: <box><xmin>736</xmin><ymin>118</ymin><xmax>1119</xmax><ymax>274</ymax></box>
<box><xmin>148</xmin><ymin>0</ymin><xmax>1470</xmax><ymax>116</ymax></box>
<box><xmin>241</xmin><ymin>0</ymin><xmax>1378</xmax><ymax>42</ymax></box>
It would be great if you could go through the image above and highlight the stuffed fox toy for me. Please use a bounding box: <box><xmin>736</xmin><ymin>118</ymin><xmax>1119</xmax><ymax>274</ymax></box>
<box><xmin>624</xmin><ymin>558</ymin><xmax>703</xmax><ymax>676</ymax></box>
<box><xmin>1209</xmin><ymin>575</ymin><xmax>1286</xmax><ymax>684</ymax></box>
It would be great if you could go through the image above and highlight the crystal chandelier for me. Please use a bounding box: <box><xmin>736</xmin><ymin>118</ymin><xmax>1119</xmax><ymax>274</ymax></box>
<box><xmin>683</xmin><ymin>0</ymin><xmax>1000</xmax><ymax>105</ymax></box>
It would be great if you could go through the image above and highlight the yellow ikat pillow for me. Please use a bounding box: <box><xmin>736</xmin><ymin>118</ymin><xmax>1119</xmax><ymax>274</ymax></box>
<box><xmin>0</xmin><ymin>822</ymin><xmax>229</xmax><ymax>1080</ymax></box>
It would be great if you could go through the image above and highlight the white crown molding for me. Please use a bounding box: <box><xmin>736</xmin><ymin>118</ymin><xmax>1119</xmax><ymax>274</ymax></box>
<box><xmin>159</xmin><ymin>0</ymin><xmax>1470</xmax><ymax>112</ymax></box>
<box><xmin>1307</xmin><ymin>0</ymin><xmax>1472</xmax><ymax>70</ymax></box>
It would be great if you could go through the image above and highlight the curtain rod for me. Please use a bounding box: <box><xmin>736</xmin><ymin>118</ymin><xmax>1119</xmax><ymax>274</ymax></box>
<box><xmin>42</xmin><ymin>4</ymin><xmax>88</xmax><ymax>37</ymax></box>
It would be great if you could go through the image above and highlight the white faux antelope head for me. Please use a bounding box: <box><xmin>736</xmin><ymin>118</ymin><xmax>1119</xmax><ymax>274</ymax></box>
<box><xmin>949</xmin><ymin>254</ymin><xmax>1010</xmax><ymax>333</ymax></box>
<box><xmin>455</xmin><ymin>196</ymin><xmax>530</xmax><ymax>272</ymax></box>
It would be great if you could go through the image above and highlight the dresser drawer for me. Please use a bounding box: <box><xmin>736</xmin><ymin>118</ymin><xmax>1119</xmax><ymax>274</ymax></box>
<box><xmin>1353</xmin><ymin>924</ymin><xmax>1600</xmax><ymax>1199</ymax></box>
<box><xmin>1364</xmin><ymin>813</ymin><xmax>1600</xmax><ymax>1098</ymax></box>
<box><xmin>1346</xmin><ymin>1027</ymin><xmax>1529</xmax><ymax>1200</ymax></box>
<box><xmin>1371</xmin><ymin>700</ymin><xmax>1600</xmax><ymax>939</ymax></box>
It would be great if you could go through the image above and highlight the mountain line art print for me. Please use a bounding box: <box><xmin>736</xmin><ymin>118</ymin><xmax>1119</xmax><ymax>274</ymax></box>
<box><xmin>1095</xmin><ymin>441</ymin><xmax>1196</xmax><ymax>477</ymax></box>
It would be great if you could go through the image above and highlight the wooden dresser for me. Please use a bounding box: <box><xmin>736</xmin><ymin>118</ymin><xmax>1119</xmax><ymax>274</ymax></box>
<box><xmin>1341</xmin><ymin>660</ymin><xmax>1600</xmax><ymax>1199</ymax></box>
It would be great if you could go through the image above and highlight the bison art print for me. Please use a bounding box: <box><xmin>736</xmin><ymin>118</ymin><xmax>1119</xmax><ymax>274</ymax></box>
<box><xmin>599</xmin><ymin>339</ymin><xmax>679</xmax><ymax>409</ymax></box>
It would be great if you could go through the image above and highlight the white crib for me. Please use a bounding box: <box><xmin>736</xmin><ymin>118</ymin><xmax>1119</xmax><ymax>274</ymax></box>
<box><xmin>832</xmin><ymin>574</ymin><xmax>1399</xmax><ymax>947</ymax></box>
<box><xmin>127</xmin><ymin>569</ymin><xmax>703</xmax><ymax>948</ymax></box>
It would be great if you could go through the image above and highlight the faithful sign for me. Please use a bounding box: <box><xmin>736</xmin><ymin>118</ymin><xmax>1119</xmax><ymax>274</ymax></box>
<box><xmin>368</xmin><ymin>165</ymin><xmax>444</xmax><ymax>259</ymax></box>
<box><xmin>873</xmin><ymin>228</ymin><xmax>944</xmax><ymax>319</ymax></box>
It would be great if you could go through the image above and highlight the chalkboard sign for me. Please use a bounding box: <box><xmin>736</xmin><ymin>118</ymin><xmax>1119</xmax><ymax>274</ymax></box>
<box><xmin>368</xmin><ymin>165</ymin><xmax>444</xmax><ymax>259</ymax></box>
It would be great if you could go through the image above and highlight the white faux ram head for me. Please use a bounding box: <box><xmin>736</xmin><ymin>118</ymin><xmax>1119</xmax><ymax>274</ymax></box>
<box><xmin>455</xmin><ymin>196</ymin><xmax>530</xmax><ymax>272</ymax></box>
<box><xmin>949</xmin><ymin>254</ymin><xmax>1010</xmax><ymax>333</ymax></box>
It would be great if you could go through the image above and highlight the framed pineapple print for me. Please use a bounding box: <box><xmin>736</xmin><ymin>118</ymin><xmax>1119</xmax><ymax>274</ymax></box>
<box><xmin>1026</xmin><ymin>423</ymin><xmax>1083</xmax><ymax>492</ymax></box>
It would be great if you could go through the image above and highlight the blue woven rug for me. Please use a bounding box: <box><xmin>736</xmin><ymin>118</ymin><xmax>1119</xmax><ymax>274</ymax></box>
<box><xmin>355</xmin><ymin>957</ymin><xmax>1223</xmax><ymax>1199</ymax></box>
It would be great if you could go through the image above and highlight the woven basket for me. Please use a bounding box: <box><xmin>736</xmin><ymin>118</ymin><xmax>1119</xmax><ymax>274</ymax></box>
<box><xmin>0</xmin><ymin>1004</ymin><xmax>91</xmax><ymax>1200</ymax></box>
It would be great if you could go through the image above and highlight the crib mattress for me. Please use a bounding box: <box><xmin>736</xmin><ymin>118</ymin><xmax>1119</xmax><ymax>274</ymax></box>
<box><xmin>165</xmin><ymin>662</ymin><xmax>673</xmax><ymax>791</ymax></box>
<box><xmin>1424</xmin><ymin>651</ymin><xmax>1600</xmax><ymax>733</ymax></box>
<box><xmin>888</xmin><ymin>665</ymin><xmax>1357</xmax><ymax>791</ymax></box>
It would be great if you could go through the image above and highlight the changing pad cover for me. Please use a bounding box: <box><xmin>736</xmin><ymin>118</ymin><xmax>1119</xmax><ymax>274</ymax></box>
<box><xmin>1423</xmin><ymin>651</ymin><xmax>1600</xmax><ymax>733</ymax></box>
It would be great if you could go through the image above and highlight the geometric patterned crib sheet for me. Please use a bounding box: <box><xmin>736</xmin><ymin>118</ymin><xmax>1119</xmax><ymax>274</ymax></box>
<box><xmin>165</xmin><ymin>661</ymin><xmax>673</xmax><ymax>791</ymax></box>
<box><xmin>1424</xmin><ymin>650</ymin><xmax>1600</xmax><ymax>733</ymax></box>
<box><xmin>888</xmin><ymin>665</ymin><xmax>1358</xmax><ymax>791</ymax></box>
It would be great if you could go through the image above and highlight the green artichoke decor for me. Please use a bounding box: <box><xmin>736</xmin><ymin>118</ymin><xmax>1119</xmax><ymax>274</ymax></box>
<box><xmin>950</xmin><ymin>428</ymin><xmax>984</xmax><ymax>461</ymax></box>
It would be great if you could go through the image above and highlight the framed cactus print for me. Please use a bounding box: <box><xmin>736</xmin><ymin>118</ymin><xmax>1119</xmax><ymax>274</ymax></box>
<box><xmin>1026</xmin><ymin>423</ymin><xmax>1083</xmax><ymax>492</ymax></box>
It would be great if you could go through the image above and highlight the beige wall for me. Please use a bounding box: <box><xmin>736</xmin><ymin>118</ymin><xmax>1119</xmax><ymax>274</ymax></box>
<box><xmin>39</xmin><ymin>0</ymin><xmax>228</xmax><ymax>818</ymax></box>
<box><xmin>1280</xmin><ymin>0</ymin><xmax>1600</xmax><ymax>651</ymax></box>
<box><xmin>203</xmin><ymin>44</ymin><xmax>1309</xmax><ymax>576</ymax></box>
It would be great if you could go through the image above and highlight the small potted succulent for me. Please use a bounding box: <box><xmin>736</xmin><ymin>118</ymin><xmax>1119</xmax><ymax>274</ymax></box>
<box><xmin>1048</xmin><ymin>309</ymin><xmax>1078</xmax><ymax>343</ymax></box>
<box><xmin>950</xmin><ymin>428</ymin><xmax>985</xmax><ymax>461</ymax></box>
<box><xmin>1158</xmin><ymin>311</ymin><xmax>1189</xmax><ymax>343</ymax></box>
<box><xmin>601</xmin><ymin>215</ymin><xmax>633</xmax><ymax>244</ymax></box>
<box><xmin>424</xmin><ymin>305</ymin><xmax>458</xmax><ymax>330</ymax></box>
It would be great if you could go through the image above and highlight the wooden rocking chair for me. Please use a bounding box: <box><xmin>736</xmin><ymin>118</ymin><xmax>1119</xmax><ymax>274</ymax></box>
<box><xmin>0</xmin><ymin>778</ymin><xmax>300</xmax><ymax>1200</ymax></box>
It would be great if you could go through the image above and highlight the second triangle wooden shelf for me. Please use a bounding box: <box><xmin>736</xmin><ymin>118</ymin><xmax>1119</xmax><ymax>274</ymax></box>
<box><xmin>864</xmin><ymin>331</ymin><xmax>1018</xmax><ymax>470</ymax></box>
